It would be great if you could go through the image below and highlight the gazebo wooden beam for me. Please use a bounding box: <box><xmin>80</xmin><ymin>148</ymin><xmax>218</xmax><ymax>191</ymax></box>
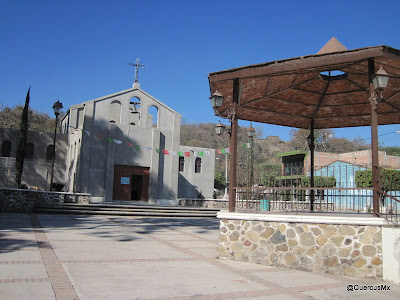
<box><xmin>369</xmin><ymin>58</ymin><xmax>380</xmax><ymax>217</ymax></box>
<box><xmin>229</xmin><ymin>78</ymin><xmax>240</xmax><ymax>212</ymax></box>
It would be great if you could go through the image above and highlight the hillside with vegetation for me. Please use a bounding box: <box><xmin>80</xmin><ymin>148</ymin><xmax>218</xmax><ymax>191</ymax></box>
<box><xmin>0</xmin><ymin>105</ymin><xmax>56</xmax><ymax>132</ymax></box>
<box><xmin>179</xmin><ymin>123</ymin><xmax>400</xmax><ymax>189</ymax></box>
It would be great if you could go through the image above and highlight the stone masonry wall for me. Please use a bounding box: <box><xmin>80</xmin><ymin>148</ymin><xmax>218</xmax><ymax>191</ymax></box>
<box><xmin>219</xmin><ymin>219</ymin><xmax>382</xmax><ymax>279</ymax></box>
<box><xmin>0</xmin><ymin>188</ymin><xmax>90</xmax><ymax>212</ymax></box>
<box><xmin>0</xmin><ymin>189</ymin><xmax>35</xmax><ymax>213</ymax></box>
<box><xmin>179</xmin><ymin>199</ymin><xmax>228</xmax><ymax>209</ymax></box>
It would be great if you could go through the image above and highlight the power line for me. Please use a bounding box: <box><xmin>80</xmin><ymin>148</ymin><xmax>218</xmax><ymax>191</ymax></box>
<box><xmin>357</xmin><ymin>131</ymin><xmax>399</xmax><ymax>142</ymax></box>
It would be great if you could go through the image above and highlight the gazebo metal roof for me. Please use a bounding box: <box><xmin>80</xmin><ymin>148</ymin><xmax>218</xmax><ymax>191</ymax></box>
<box><xmin>208</xmin><ymin>44</ymin><xmax>400</xmax><ymax>129</ymax></box>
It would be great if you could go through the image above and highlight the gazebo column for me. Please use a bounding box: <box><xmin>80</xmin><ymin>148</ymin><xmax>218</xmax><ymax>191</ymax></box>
<box><xmin>228</xmin><ymin>78</ymin><xmax>239</xmax><ymax>212</ymax></box>
<box><xmin>368</xmin><ymin>59</ymin><xmax>380</xmax><ymax>217</ymax></box>
<box><xmin>309</xmin><ymin>119</ymin><xmax>315</xmax><ymax>212</ymax></box>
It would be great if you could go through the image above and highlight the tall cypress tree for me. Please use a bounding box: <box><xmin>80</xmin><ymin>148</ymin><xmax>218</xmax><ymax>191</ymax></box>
<box><xmin>15</xmin><ymin>88</ymin><xmax>30</xmax><ymax>188</ymax></box>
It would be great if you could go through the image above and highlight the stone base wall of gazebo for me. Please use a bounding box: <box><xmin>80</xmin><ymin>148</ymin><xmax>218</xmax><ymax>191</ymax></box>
<box><xmin>218</xmin><ymin>212</ymin><xmax>399</xmax><ymax>282</ymax></box>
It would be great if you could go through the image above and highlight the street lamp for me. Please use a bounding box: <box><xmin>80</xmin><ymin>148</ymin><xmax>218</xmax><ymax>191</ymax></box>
<box><xmin>215</xmin><ymin>121</ymin><xmax>230</xmax><ymax>199</ymax></box>
<box><xmin>210</xmin><ymin>90</ymin><xmax>224</xmax><ymax>109</ymax></box>
<box><xmin>215</xmin><ymin>120</ymin><xmax>226</xmax><ymax>136</ymax></box>
<box><xmin>50</xmin><ymin>100</ymin><xmax>63</xmax><ymax>191</ymax></box>
<box><xmin>246</xmin><ymin>124</ymin><xmax>256</xmax><ymax>138</ymax></box>
<box><xmin>372</xmin><ymin>66</ymin><xmax>390</xmax><ymax>91</ymax></box>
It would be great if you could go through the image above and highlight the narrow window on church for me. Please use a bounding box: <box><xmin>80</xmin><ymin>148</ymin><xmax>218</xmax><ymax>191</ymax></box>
<box><xmin>25</xmin><ymin>143</ymin><xmax>34</xmax><ymax>159</ymax></box>
<box><xmin>179</xmin><ymin>157</ymin><xmax>185</xmax><ymax>172</ymax></box>
<box><xmin>77</xmin><ymin>107</ymin><xmax>84</xmax><ymax>128</ymax></box>
<box><xmin>1</xmin><ymin>140</ymin><xmax>11</xmax><ymax>157</ymax></box>
<box><xmin>195</xmin><ymin>157</ymin><xmax>202</xmax><ymax>173</ymax></box>
<box><xmin>148</xmin><ymin>105</ymin><xmax>158</xmax><ymax>128</ymax></box>
<box><xmin>130</xmin><ymin>96</ymin><xmax>141</xmax><ymax>126</ymax></box>
<box><xmin>46</xmin><ymin>145</ymin><xmax>55</xmax><ymax>161</ymax></box>
<box><xmin>109</xmin><ymin>100</ymin><xmax>121</xmax><ymax>123</ymax></box>
<box><xmin>69</xmin><ymin>144</ymin><xmax>73</xmax><ymax>163</ymax></box>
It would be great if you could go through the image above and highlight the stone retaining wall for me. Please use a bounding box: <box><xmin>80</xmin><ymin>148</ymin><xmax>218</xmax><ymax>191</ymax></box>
<box><xmin>0</xmin><ymin>188</ymin><xmax>90</xmax><ymax>213</ymax></box>
<box><xmin>219</xmin><ymin>216</ymin><xmax>383</xmax><ymax>279</ymax></box>
<box><xmin>179</xmin><ymin>199</ymin><xmax>228</xmax><ymax>209</ymax></box>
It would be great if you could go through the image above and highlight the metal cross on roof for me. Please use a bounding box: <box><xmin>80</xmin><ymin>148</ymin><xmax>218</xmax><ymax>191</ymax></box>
<box><xmin>129</xmin><ymin>58</ymin><xmax>146</xmax><ymax>83</ymax></box>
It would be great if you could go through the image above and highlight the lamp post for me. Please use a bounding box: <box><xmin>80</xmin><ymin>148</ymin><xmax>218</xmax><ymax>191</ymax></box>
<box><xmin>307</xmin><ymin>120</ymin><xmax>315</xmax><ymax>212</ymax></box>
<box><xmin>211</xmin><ymin>86</ymin><xmax>239</xmax><ymax>213</ymax></box>
<box><xmin>215</xmin><ymin>121</ymin><xmax>230</xmax><ymax>199</ymax></box>
<box><xmin>246</xmin><ymin>123</ymin><xmax>256</xmax><ymax>189</ymax></box>
<box><xmin>369</xmin><ymin>64</ymin><xmax>389</xmax><ymax>216</ymax></box>
<box><xmin>50</xmin><ymin>100</ymin><xmax>63</xmax><ymax>191</ymax></box>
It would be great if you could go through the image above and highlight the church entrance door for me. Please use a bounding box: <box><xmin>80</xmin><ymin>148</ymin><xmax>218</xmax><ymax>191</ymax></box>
<box><xmin>113</xmin><ymin>165</ymin><xmax>149</xmax><ymax>201</ymax></box>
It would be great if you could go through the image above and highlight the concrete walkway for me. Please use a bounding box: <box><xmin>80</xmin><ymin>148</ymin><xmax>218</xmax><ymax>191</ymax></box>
<box><xmin>0</xmin><ymin>213</ymin><xmax>399</xmax><ymax>300</ymax></box>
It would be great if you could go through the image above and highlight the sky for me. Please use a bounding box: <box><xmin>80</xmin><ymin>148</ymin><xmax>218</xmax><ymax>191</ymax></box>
<box><xmin>1</xmin><ymin>0</ymin><xmax>400</xmax><ymax>147</ymax></box>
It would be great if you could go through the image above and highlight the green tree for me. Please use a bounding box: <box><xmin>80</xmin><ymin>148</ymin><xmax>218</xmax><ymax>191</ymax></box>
<box><xmin>288</xmin><ymin>128</ymin><xmax>368</xmax><ymax>153</ymax></box>
<box><xmin>15</xmin><ymin>88</ymin><xmax>30</xmax><ymax>188</ymax></box>
<box><xmin>260</xmin><ymin>163</ymin><xmax>281</xmax><ymax>186</ymax></box>
<box><xmin>214</xmin><ymin>172</ymin><xmax>226</xmax><ymax>190</ymax></box>
<box><xmin>381</xmin><ymin>146</ymin><xmax>400</xmax><ymax>157</ymax></box>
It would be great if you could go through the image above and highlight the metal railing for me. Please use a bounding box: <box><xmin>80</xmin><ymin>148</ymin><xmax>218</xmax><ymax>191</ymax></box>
<box><xmin>377</xmin><ymin>168</ymin><xmax>400</xmax><ymax>225</ymax></box>
<box><xmin>235</xmin><ymin>187</ymin><xmax>373</xmax><ymax>214</ymax></box>
<box><xmin>377</xmin><ymin>190</ymin><xmax>400</xmax><ymax>225</ymax></box>
<box><xmin>234</xmin><ymin>162</ymin><xmax>400</xmax><ymax>225</ymax></box>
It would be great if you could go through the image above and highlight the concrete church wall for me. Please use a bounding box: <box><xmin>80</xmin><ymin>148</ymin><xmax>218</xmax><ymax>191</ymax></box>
<box><xmin>0</xmin><ymin>129</ymin><xmax>67</xmax><ymax>190</ymax></box>
<box><xmin>61</xmin><ymin>86</ymin><xmax>209</xmax><ymax>204</ymax></box>
<box><xmin>178</xmin><ymin>145</ymin><xmax>215</xmax><ymax>199</ymax></box>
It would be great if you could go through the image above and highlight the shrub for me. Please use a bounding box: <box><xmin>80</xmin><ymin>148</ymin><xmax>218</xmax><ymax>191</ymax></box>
<box><xmin>355</xmin><ymin>169</ymin><xmax>400</xmax><ymax>191</ymax></box>
<box><xmin>300</xmin><ymin>176</ymin><xmax>336</xmax><ymax>188</ymax></box>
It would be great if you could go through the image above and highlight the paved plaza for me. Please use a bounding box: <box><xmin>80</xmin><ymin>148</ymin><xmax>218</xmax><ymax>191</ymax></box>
<box><xmin>0</xmin><ymin>213</ymin><xmax>399</xmax><ymax>300</ymax></box>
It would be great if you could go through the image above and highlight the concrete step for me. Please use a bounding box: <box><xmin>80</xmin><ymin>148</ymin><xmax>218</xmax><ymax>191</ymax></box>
<box><xmin>43</xmin><ymin>206</ymin><xmax>219</xmax><ymax>215</ymax></box>
<box><xmin>62</xmin><ymin>203</ymin><xmax>220</xmax><ymax>212</ymax></box>
<box><xmin>33</xmin><ymin>207</ymin><xmax>218</xmax><ymax>218</ymax></box>
<box><xmin>34</xmin><ymin>202</ymin><xmax>220</xmax><ymax>218</ymax></box>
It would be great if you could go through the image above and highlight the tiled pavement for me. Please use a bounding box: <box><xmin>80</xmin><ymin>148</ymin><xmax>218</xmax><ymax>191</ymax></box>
<box><xmin>0</xmin><ymin>213</ymin><xmax>399</xmax><ymax>300</ymax></box>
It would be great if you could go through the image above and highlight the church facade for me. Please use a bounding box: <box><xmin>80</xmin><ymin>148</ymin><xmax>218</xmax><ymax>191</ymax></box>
<box><xmin>60</xmin><ymin>82</ymin><xmax>215</xmax><ymax>204</ymax></box>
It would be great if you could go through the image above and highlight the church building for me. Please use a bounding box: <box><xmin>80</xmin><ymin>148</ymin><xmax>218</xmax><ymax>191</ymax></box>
<box><xmin>60</xmin><ymin>63</ymin><xmax>215</xmax><ymax>204</ymax></box>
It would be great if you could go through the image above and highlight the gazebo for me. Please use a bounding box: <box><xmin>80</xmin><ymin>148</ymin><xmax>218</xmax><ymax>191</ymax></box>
<box><xmin>208</xmin><ymin>38</ymin><xmax>400</xmax><ymax>281</ymax></box>
<box><xmin>208</xmin><ymin>37</ymin><xmax>400</xmax><ymax>218</ymax></box>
